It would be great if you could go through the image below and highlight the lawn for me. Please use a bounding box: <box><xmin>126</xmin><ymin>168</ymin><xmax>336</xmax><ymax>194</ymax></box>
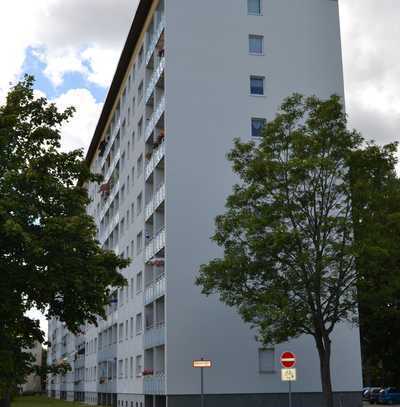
<box><xmin>12</xmin><ymin>396</ymin><xmax>85</xmax><ymax>407</ymax></box>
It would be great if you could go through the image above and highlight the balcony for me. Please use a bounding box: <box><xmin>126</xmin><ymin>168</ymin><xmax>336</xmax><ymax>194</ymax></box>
<box><xmin>99</xmin><ymin>118</ymin><xmax>121</xmax><ymax>169</ymax></box>
<box><xmin>104</xmin><ymin>149</ymin><xmax>121</xmax><ymax>185</ymax></box>
<box><xmin>145</xmin><ymin>183</ymin><xmax>165</xmax><ymax>221</ymax></box>
<box><xmin>144</xmin><ymin>274</ymin><xmax>166</xmax><ymax>305</ymax></box>
<box><xmin>145</xmin><ymin>96</ymin><xmax>165</xmax><ymax>142</ymax></box>
<box><xmin>99</xmin><ymin>212</ymin><xmax>120</xmax><ymax>245</ymax></box>
<box><xmin>145</xmin><ymin>228</ymin><xmax>166</xmax><ymax>262</ymax></box>
<box><xmin>144</xmin><ymin>322</ymin><xmax>165</xmax><ymax>349</ymax></box>
<box><xmin>145</xmin><ymin>141</ymin><xmax>165</xmax><ymax>180</ymax></box>
<box><xmin>145</xmin><ymin>57</ymin><xmax>165</xmax><ymax>104</ymax></box>
<box><xmin>145</xmin><ymin>16</ymin><xmax>165</xmax><ymax>66</ymax></box>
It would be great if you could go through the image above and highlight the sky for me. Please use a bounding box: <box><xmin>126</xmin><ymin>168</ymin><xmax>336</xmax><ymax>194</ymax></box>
<box><xmin>1</xmin><ymin>0</ymin><xmax>400</xmax><ymax>336</ymax></box>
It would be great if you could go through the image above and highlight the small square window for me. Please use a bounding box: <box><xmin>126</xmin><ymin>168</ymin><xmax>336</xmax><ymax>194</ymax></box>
<box><xmin>252</xmin><ymin>118</ymin><xmax>266</xmax><ymax>138</ymax></box>
<box><xmin>250</xmin><ymin>76</ymin><xmax>265</xmax><ymax>96</ymax></box>
<box><xmin>248</xmin><ymin>0</ymin><xmax>261</xmax><ymax>15</ymax></box>
<box><xmin>249</xmin><ymin>35</ymin><xmax>264</xmax><ymax>55</ymax></box>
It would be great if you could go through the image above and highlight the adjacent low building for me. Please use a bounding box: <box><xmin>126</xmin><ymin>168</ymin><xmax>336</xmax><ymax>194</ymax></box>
<box><xmin>48</xmin><ymin>0</ymin><xmax>363</xmax><ymax>406</ymax></box>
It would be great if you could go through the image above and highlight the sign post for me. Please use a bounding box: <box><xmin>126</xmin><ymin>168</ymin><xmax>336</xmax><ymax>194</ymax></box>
<box><xmin>193</xmin><ymin>358</ymin><xmax>212</xmax><ymax>407</ymax></box>
<box><xmin>280</xmin><ymin>352</ymin><xmax>297</xmax><ymax>407</ymax></box>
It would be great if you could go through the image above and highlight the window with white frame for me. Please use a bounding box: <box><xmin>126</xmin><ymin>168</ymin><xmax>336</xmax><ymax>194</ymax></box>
<box><xmin>125</xmin><ymin>320</ymin><xmax>128</xmax><ymax>339</ymax></box>
<box><xmin>136</xmin><ymin>271</ymin><xmax>143</xmax><ymax>293</ymax></box>
<box><xmin>119</xmin><ymin>323</ymin><xmax>123</xmax><ymax>342</ymax></box>
<box><xmin>130</xmin><ymin>317</ymin><xmax>134</xmax><ymax>337</ymax></box>
<box><xmin>250</xmin><ymin>76</ymin><xmax>265</xmax><ymax>95</ymax></box>
<box><xmin>249</xmin><ymin>35</ymin><xmax>264</xmax><ymax>55</ymax></box>
<box><xmin>136</xmin><ymin>313</ymin><xmax>143</xmax><ymax>334</ymax></box>
<box><xmin>135</xmin><ymin>355</ymin><xmax>142</xmax><ymax>377</ymax></box>
<box><xmin>248</xmin><ymin>0</ymin><xmax>261</xmax><ymax>15</ymax></box>
<box><xmin>130</xmin><ymin>357</ymin><xmax>134</xmax><ymax>378</ymax></box>
<box><xmin>251</xmin><ymin>118</ymin><xmax>266</xmax><ymax>138</ymax></box>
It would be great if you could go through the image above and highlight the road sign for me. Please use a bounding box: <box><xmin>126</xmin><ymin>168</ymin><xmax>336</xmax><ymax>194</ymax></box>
<box><xmin>193</xmin><ymin>360</ymin><xmax>212</xmax><ymax>368</ymax></box>
<box><xmin>280</xmin><ymin>352</ymin><xmax>296</xmax><ymax>368</ymax></box>
<box><xmin>193</xmin><ymin>359</ymin><xmax>212</xmax><ymax>407</ymax></box>
<box><xmin>281</xmin><ymin>368</ymin><xmax>297</xmax><ymax>382</ymax></box>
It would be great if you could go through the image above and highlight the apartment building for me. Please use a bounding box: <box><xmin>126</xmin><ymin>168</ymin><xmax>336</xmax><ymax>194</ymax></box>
<box><xmin>47</xmin><ymin>0</ymin><xmax>363</xmax><ymax>406</ymax></box>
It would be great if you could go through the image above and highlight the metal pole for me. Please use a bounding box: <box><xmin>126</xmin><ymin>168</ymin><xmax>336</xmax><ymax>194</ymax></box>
<box><xmin>201</xmin><ymin>366</ymin><xmax>205</xmax><ymax>407</ymax></box>
<box><xmin>289</xmin><ymin>380</ymin><xmax>292</xmax><ymax>407</ymax></box>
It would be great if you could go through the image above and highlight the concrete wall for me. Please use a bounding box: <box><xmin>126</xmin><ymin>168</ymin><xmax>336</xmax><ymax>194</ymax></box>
<box><xmin>164</xmin><ymin>0</ymin><xmax>362</xmax><ymax>397</ymax></box>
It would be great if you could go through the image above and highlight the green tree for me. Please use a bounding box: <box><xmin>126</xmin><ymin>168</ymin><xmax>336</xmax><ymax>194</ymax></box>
<box><xmin>0</xmin><ymin>76</ymin><xmax>128</xmax><ymax>406</ymax></box>
<box><xmin>350</xmin><ymin>143</ymin><xmax>400</xmax><ymax>387</ymax></box>
<box><xmin>197</xmin><ymin>94</ymin><xmax>362</xmax><ymax>407</ymax></box>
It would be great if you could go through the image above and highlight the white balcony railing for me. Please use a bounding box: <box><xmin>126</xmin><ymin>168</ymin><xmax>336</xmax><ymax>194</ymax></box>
<box><xmin>144</xmin><ymin>274</ymin><xmax>166</xmax><ymax>305</ymax></box>
<box><xmin>145</xmin><ymin>141</ymin><xmax>165</xmax><ymax>180</ymax></box>
<box><xmin>144</xmin><ymin>323</ymin><xmax>165</xmax><ymax>349</ymax></box>
<box><xmin>145</xmin><ymin>57</ymin><xmax>165</xmax><ymax>104</ymax></box>
<box><xmin>143</xmin><ymin>373</ymin><xmax>165</xmax><ymax>395</ymax></box>
<box><xmin>145</xmin><ymin>96</ymin><xmax>165</xmax><ymax>142</ymax></box>
<box><xmin>145</xmin><ymin>16</ymin><xmax>165</xmax><ymax>66</ymax></box>
<box><xmin>145</xmin><ymin>228</ymin><xmax>166</xmax><ymax>262</ymax></box>
<box><xmin>99</xmin><ymin>212</ymin><xmax>120</xmax><ymax>245</ymax></box>
<box><xmin>145</xmin><ymin>183</ymin><xmax>165</xmax><ymax>221</ymax></box>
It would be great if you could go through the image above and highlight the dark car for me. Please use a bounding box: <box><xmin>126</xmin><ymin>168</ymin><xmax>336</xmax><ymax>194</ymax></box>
<box><xmin>379</xmin><ymin>388</ymin><xmax>400</xmax><ymax>405</ymax></box>
<box><xmin>364</xmin><ymin>388</ymin><xmax>381</xmax><ymax>402</ymax></box>
<box><xmin>369</xmin><ymin>388</ymin><xmax>383</xmax><ymax>404</ymax></box>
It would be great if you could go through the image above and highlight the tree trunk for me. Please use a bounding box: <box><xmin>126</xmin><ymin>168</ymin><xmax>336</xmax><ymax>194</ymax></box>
<box><xmin>0</xmin><ymin>392</ymin><xmax>11</xmax><ymax>407</ymax></box>
<box><xmin>315</xmin><ymin>334</ymin><xmax>334</xmax><ymax>407</ymax></box>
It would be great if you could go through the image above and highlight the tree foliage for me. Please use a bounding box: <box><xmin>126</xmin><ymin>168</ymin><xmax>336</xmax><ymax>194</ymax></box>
<box><xmin>197</xmin><ymin>94</ymin><xmax>363</xmax><ymax>407</ymax></box>
<box><xmin>350</xmin><ymin>142</ymin><xmax>400</xmax><ymax>387</ymax></box>
<box><xmin>0</xmin><ymin>76</ymin><xmax>128</xmax><ymax>400</ymax></box>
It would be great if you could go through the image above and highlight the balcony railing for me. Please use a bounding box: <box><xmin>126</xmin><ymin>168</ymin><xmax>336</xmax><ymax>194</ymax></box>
<box><xmin>145</xmin><ymin>16</ymin><xmax>165</xmax><ymax>66</ymax></box>
<box><xmin>145</xmin><ymin>141</ymin><xmax>165</xmax><ymax>180</ymax></box>
<box><xmin>144</xmin><ymin>322</ymin><xmax>165</xmax><ymax>349</ymax></box>
<box><xmin>99</xmin><ymin>118</ymin><xmax>121</xmax><ymax>169</ymax></box>
<box><xmin>144</xmin><ymin>274</ymin><xmax>166</xmax><ymax>305</ymax></box>
<box><xmin>99</xmin><ymin>212</ymin><xmax>120</xmax><ymax>245</ymax></box>
<box><xmin>145</xmin><ymin>57</ymin><xmax>165</xmax><ymax>104</ymax></box>
<box><xmin>143</xmin><ymin>373</ymin><xmax>165</xmax><ymax>395</ymax></box>
<box><xmin>145</xmin><ymin>96</ymin><xmax>165</xmax><ymax>142</ymax></box>
<box><xmin>145</xmin><ymin>183</ymin><xmax>165</xmax><ymax>221</ymax></box>
<box><xmin>145</xmin><ymin>228</ymin><xmax>166</xmax><ymax>262</ymax></box>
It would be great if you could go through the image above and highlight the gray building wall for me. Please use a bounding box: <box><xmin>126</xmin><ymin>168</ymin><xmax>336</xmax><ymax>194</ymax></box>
<box><xmin>164</xmin><ymin>0</ymin><xmax>362</xmax><ymax>398</ymax></box>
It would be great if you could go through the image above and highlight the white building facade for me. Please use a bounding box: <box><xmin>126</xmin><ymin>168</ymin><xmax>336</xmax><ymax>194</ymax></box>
<box><xmin>47</xmin><ymin>1</ymin><xmax>363</xmax><ymax>406</ymax></box>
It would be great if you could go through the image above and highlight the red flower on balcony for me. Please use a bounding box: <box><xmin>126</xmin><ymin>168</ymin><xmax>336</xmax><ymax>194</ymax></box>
<box><xmin>142</xmin><ymin>368</ymin><xmax>154</xmax><ymax>376</ymax></box>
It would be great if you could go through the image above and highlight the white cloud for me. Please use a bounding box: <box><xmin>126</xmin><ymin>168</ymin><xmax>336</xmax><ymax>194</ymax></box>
<box><xmin>52</xmin><ymin>88</ymin><xmax>103</xmax><ymax>152</ymax></box>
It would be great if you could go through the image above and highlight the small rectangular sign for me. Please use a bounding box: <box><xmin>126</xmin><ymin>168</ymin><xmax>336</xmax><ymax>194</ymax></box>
<box><xmin>281</xmin><ymin>368</ymin><xmax>297</xmax><ymax>381</ymax></box>
<box><xmin>193</xmin><ymin>360</ymin><xmax>212</xmax><ymax>368</ymax></box>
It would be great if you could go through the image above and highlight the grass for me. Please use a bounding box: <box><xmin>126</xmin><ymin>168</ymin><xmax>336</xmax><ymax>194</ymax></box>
<box><xmin>12</xmin><ymin>396</ymin><xmax>86</xmax><ymax>407</ymax></box>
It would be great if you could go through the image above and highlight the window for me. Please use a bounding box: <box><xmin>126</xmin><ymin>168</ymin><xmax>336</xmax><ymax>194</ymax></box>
<box><xmin>137</xmin><ymin>154</ymin><xmax>143</xmax><ymax>176</ymax></box>
<box><xmin>259</xmin><ymin>348</ymin><xmax>275</xmax><ymax>373</ymax></box>
<box><xmin>138</xmin><ymin>118</ymin><xmax>143</xmax><ymax>140</ymax></box>
<box><xmin>248</xmin><ymin>0</ymin><xmax>261</xmax><ymax>15</ymax></box>
<box><xmin>125</xmin><ymin>358</ymin><xmax>128</xmax><ymax>378</ymax></box>
<box><xmin>138</xmin><ymin>81</ymin><xmax>143</xmax><ymax>102</ymax></box>
<box><xmin>136</xmin><ymin>193</ymin><xmax>143</xmax><ymax>216</ymax></box>
<box><xmin>138</xmin><ymin>46</ymin><xmax>144</xmax><ymax>66</ymax></box>
<box><xmin>130</xmin><ymin>357</ymin><xmax>134</xmax><ymax>378</ymax></box>
<box><xmin>136</xmin><ymin>232</ymin><xmax>143</xmax><ymax>255</ymax></box>
<box><xmin>136</xmin><ymin>313</ymin><xmax>143</xmax><ymax>334</ymax></box>
<box><xmin>250</xmin><ymin>76</ymin><xmax>265</xmax><ymax>95</ymax></box>
<box><xmin>119</xmin><ymin>323</ymin><xmax>124</xmax><ymax>342</ymax></box>
<box><xmin>131</xmin><ymin>203</ymin><xmax>135</xmax><ymax>223</ymax></box>
<box><xmin>136</xmin><ymin>272</ymin><xmax>143</xmax><ymax>292</ymax></box>
<box><xmin>251</xmin><ymin>118</ymin><xmax>266</xmax><ymax>138</ymax></box>
<box><xmin>135</xmin><ymin>355</ymin><xmax>143</xmax><ymax>377</ymax></box>
<box><xmin>118</xmin><ymin>360</ymin><xmax>123</xmax><ymax>378</ymax></box>
<box><xmin>130</xmin><ymin>317</ymin><xmax>134</xmax><ymax>337</ymax></box>
<box><xmin>130</xmin><ymin>278</ymin><xmax>134</xmax><ymax>298</ymax></box>
<box><xmin>249</xmin><ymin>35</ymin><xmax>264</xmax><ymax>55</ymax></box>
<box><xmin>125</xmin><ymin>320</ymin><xmax>129</xmax><ymax>339</ymax></box>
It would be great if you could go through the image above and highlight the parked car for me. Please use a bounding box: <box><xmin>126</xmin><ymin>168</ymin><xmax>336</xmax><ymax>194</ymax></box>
<box><xmin>364</xmin><ymin>387</ymin><xmax>381</xmax><ymax>402</ymax></box>
<box><xmin>369</xmin><ymin>388</ymin><xmax>383</xmax><ymax>404</ymax></box>
<box><xmin>379</xmin><ymin>388</ymin><xmax>400</xmax><ymax>405</ymax></box>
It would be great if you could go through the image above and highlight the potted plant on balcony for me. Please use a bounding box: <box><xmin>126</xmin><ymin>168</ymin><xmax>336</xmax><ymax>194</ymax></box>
<box><xmin>142</xmin><ymin>368</ymin><xmax>154</xmax><ymax>376</ymax></box>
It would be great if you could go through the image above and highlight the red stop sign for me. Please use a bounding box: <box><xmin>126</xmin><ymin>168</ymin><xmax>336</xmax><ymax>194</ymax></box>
<box><xmin>280</xmin><ymin>352</ymin><xmax>296</xmax><ymax>368</ymax></box>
